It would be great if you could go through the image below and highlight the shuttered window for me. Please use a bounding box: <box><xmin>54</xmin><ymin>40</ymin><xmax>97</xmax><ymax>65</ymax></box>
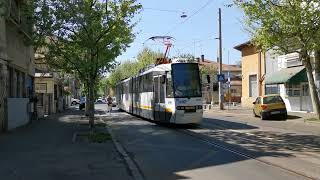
<box><xmin>249</xmin><ymin>75</ymin><xmax>257</xmax><ymax>97</ymax></box>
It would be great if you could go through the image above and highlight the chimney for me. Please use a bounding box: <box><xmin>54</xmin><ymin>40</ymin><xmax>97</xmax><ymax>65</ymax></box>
<box><xmin>201</xmin><ymin>54</ymin><xmax>205</xmax><ymax>62</ymax></box>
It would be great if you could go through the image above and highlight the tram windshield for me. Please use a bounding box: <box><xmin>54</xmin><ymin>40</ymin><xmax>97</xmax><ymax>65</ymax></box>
<box><xmin>172</xmin><ymin>63</ymin><xmax>201</xmax><ymax>98</ymax></box>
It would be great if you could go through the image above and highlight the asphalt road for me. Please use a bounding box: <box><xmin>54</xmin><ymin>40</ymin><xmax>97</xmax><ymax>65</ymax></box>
<box><xmin>95</xmin><ymin>104</ymin><xmax>311</xmax><ymax>180</ymax></box>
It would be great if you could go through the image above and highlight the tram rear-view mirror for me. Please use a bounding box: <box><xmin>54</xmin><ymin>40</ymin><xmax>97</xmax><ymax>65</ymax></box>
<box><xmin>161</xmin><ymin>75</ymin><xmax>166</xmax><ymax>84</ymax></box>
<box><xmin>206</xmin><ymin>75</ymin><xmax>211</xmax><ymax>83</ymax></box>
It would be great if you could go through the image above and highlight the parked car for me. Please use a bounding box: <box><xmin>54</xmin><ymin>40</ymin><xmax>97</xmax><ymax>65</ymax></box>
<box><xmin>112</xmin><ymin>97</ymin><xmax>117</xmax><ymax>107</ymax></box>
<box><xmin>253</xmin><ymin>94</ymin><xmax>287</xmax><ymax>120</ymax></box>
<box><xmin>79</xmin><ymin>96</ymin><xmax>86</xmax><ymax>110</ymax></box>
<box><xmin>95</xmin><ymin>98</ymin><xmax>106</xmax><ymax>104</ymax></box>
<box><xmin>71</xmin><ymin>98</ymin><xmax>80</xmax><ymax>106</ymax></box>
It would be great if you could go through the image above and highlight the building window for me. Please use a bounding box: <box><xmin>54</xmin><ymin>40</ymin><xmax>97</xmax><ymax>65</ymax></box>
<box><xmin>285</xmin><ymin>53</ymin><xmax>302</xmax><ymax>68</ymax></box>
<box><xmin>16</xmin><ymin>70</ymin><xmax>21</xmax><ymax>98</ymax></box>
<box><xmin>302</xmin><ymin>84</ymin><xmax>309</xmax><ymax>96</ymax></box>
<box><xmin>8</xmin><ymin>67</ymin><xmax>14</xmax><ymax>97</ymax></box>
<box><xmin>249</xmin><ymin>75</ymin><xmax>257</xmax><ymax>97</ymax></box>
<box><xmin>54</xmin><ymin>85</ymin><xmax>58</xmax><ymax>100</ymax></box>
<box><xmin>231</xmin><ymin>89</ymin><xmax>237</xmax><ymax>93</ymax></box>
<box><xmin>287</xmin><ymin>84</ymin><xmax>300</xmax><ymax>97</ymax></box>
<box><xmin>35</xmin><ymin>83</ymin><xmax>47</xmax><ymax>94</ymax></box>
<box><xmin>265</xmin><ymin>84</ymin><xmax>279</xmax><ymax>95</ymax></box>
<box><xmin>36</xmin><ymin>93</ymin><xmax>44</xmax><ymax>107</ymax></box>
<box><xmin>22</xmin><ymin>72</ymin><xmax>26</xmax><ymax>98</ymax></box>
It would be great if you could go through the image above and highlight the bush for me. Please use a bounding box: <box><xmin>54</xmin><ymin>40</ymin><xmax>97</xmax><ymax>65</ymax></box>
<box><xmin>88</xmin><ymin>132</ymin><xmax>111</xmax><ymax>143</ymax></box>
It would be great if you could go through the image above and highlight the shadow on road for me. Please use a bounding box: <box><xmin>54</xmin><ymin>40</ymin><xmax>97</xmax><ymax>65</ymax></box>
<box><xmin>286</xmin><ymin>115</ymin><xmax>301</xmax><ymax>120</ymax></box>
<box><xmin>262</xmin><ymin>115</ymin><xmax>301</xmax><ymax>121</ymax></box>
<box><xmin>7</xmin><ymin>107</ymin><xmax>317</xmax><ymax>180</ymax></box>
<box><xmin>202</xmin><ymin>117</ymin><xmax>320</xmax><ymax>156</ymax></box>
<box><xmin>104</xmin><ymin>112</ymin><xmax>314</xmax><ymax>180</ymax></box>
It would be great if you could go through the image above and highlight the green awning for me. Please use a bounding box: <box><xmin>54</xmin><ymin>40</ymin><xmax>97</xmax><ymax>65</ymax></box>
<box><xmin>265</xmin><ymin>66</ymin><xmax>307</xmax><ymax>85</ymax></box>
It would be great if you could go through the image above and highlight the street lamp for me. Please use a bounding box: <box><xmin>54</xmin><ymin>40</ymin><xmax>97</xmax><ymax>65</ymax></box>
<box><xmin>181</xmin><ymin>12</ymin><xmax>187</xmax><ymax>18</ymax></box>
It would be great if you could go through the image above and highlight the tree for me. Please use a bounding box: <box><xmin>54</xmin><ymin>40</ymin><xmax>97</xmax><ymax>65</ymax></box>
<box><xmin>200</xmin><ymin>64</ymin><xmax>217</xmax><ymax>77</ymax></box>
<box><xmin>136</xmin><ymin>47</ymin><xmax>163</xmax><ymax>69</ymax></box>
<box><xmin>235</xmin><ymin>0</ymin><xmax>320</xmax><ymax>118</ymax></box>
<box><xmin>176</xmin><ymin>53</ymin><xmax>196</xmax><ymax>62</ymax></box>
<box><xmin>34</xmin><ymin>0</ymin><xmax>141</xmax><ymax>127</ymax></box>
<box><xmin>105</xmin><ymin>47</ymin><xmax>162</xmax><ymax>89</ymax></box>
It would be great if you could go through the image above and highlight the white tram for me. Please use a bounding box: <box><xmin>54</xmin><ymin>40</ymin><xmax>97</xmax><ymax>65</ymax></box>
<box><xmin>116</xmin><ymin>59</ymin><xmax>203</xmax><ymax>124</ymax></box>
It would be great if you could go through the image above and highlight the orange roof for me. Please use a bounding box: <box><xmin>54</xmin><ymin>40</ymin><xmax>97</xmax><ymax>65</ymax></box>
<box><xmin>234</xmin><ymin>41</ymin><xmax>252</xmax><ymax>51</ymax></box>
<box><xmin>198</xmin><ymin>59</ymin><xmax>241</xmax><ymax>72</ymax></box>
<box><xmin>230</xmin><ymin>80</ymin><xmax>242</xmax><ymax>86</ymax></box>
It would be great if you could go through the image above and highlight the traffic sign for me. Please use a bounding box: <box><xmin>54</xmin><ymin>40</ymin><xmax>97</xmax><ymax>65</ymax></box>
<box><xmin>217</xmin><ymin>74</ymin><xmax>225</xmax><ymax>82</ymax></box>
<box><xmin>225</xmin><ymin>81</ymin><xmax>231</xmax><ymax>88</ymax></box>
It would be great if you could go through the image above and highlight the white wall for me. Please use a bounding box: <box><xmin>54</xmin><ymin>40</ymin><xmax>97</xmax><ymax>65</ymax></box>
<box><xmin>7</xmin><ymin>98</ymin><xmax>30</xmax><ymax>130</ymax></box>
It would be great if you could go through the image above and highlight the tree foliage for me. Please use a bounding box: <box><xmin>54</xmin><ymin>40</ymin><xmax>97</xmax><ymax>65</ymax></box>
<box><xmin>33</xmin><ymin>0</ymin><xmax>141</xmax><ymax>126</ymax></box>
<box><xmin>176</xmin><ymin>53</ymin><xmax>196</xmax><ymax>62</ymax></box>
<box><xmin>200</xmin><ymin>64</ymin><xmax>217</xmax><ymax>77</ymax></box>
<box><xmin>105</xmin><ymin>47</ymin><xmax>162</xmax><ymax>88</ymax></box>
<box><xmin>235</xmin><ymin>0</ymin><xmax>320</xmax><ymax>117</ymax></box>
<box><xmin>234</xmin><ymin>0</ymin><xmax>320</xmax><ymax>53</ymax></box>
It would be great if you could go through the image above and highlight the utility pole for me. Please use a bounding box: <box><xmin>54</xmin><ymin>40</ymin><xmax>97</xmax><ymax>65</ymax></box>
<box><xmin>218</xmin><ymin>8</ymin><xmax>224</xmax><ymax>110</ymax></box>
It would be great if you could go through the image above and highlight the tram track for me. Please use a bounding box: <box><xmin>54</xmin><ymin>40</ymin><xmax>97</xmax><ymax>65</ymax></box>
<box><xmin>176</xmin><ymin>123</ymin><xmax>317</xmax><ymax>180</ymax></box>
<box><xmin>102</xmin><ymin>109</ymin><xmax>318</xmax><ymax>179</ymax></box>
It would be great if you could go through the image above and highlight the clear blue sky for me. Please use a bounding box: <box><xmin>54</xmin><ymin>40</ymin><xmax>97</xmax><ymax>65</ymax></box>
<box><xmin>116</xmin><ymin>0</ymin><xmax>250</xmax><ymax>65</ymax></box>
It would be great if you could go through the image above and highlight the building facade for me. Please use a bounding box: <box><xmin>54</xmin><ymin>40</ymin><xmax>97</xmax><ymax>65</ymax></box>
<box><xmin>198</xmin><ymin>56</ymin><xmax>242</xmax><ymax>104</ymax></box>
<box><xmin>236</xmin><ymin>41</ymin><xmax>319</xmax><ymax>112</ymax></box>
<box><xmin>0</xmin><ymin>0</ymin><xmax>35</xmax><ymax>132</ymax></box>
<box><xmin>265</xmin><ymin>52</ymin><xmax>314</xmax><ymax>112</ymax></box>
<box><xmin>234</xmin><ymin>41</ymin><xmax>266</xmax><ymax>107</ymax></box>
<box><xmin>34</xmin><ymin>52</ymin><xmax>67</xmax><ymax>117</ymax></box>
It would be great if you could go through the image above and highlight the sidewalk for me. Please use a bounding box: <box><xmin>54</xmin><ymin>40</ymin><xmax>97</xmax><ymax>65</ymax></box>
<box><xmin>0</xmin><ymin>109</ymin><xmax>132</xmax><ymax>180</ymax></box>
<box><xmin>204</xmin><ymin>105</ymin><xmax>320</xmax><ymax>136</ymax></box>
<box><xmin>208</xmin><ymin>105</ymin><xmax>319</xmax><ymax>123</ymax></box>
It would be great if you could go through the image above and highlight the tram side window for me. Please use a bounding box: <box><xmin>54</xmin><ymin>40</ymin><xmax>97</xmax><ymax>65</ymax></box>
<box><xmin>134</xmin><ymin>78</ymin><xmax>138</xmax><ymax>94</ymax></box>
<box><xmin>143</xmin><ymin>73</ymin><xmax>152</xmax><ymax>92</ymax></box>
<box><xmin>121</xmin><ymin>84</ymin><xmax>124</xmax><ymax>100</ymax></box>
<box><xmin>138</xmin><ymin>76</ymin><xmax>141</xmax><ymax>93</ymax></box>
<box><xmin>149</xmin><ymin>74</ymin><xmax>153</xmax><ymax>92</ymax></box>
<box><xmin>166</xmin><ymin>74</ymin><xmax>174</xmax><ymax>98</ymax></box>
<box><xmin>141</xmin><ymin>75</ymin><xmax>145</xmax><ymax>92</ymax></box>
<box><xmin>125</xmin><ymin>82</ymin><xmax>129</xmax><ymax>100</ymax></box>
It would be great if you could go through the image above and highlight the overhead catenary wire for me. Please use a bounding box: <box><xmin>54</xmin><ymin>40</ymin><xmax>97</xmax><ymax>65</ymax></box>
<box><xmin>143</xmin><ymin>7</ymin><xmax>184</xmax><ymax>13</ymax></box>
<box><xmin>165</xmin><ymin>0</ymin><xmax>215</xmax><ymax>35</ymax></box>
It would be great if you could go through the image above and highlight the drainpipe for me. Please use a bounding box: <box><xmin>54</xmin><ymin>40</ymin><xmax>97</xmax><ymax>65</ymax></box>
<box><xmin>258</xmin><ymin>51</ymin><xmax>262</xmax><ymax>96</ymax></box>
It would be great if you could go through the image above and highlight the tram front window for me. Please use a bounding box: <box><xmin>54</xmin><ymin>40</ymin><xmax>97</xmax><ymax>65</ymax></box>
<box><xmin>172</xmin><ymin>63</ymin><xmax>201</xmax><ymax>98</ymax></box>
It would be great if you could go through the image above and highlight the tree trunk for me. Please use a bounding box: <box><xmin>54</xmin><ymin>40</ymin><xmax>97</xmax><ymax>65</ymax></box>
<box><xmin>314</xmin><ymin>51</ymin><xmax>320</xmax><ymax>97</ymax></box>
<box><xmin>303</xmin><ymin>54</ymin><xmax>320</xmax><ymax>118</ymax></box>
<box><xmin>85</xmin><ymin>84</ymin><xmax>89</xmax><ymax>116</ymax></box>
<box><xmin>88</xmin><ymin>81</ymin><xmax>95</xmax><ymax>128</ymax></box>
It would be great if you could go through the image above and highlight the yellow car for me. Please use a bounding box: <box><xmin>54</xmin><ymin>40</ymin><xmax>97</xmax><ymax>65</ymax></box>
<box><xmin>253</xmin><ymin>95</ymin><xmax>287</xmax><ymax>120</ymax></box>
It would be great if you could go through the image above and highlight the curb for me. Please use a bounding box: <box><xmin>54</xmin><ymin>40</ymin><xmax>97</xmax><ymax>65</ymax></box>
<box><xmin>304</xmin><ymin>119</ymin><xmax>320</xmax><ymax>125</ymax></box>
<box><xmin>102</xmin><ymin>117</ymin><xmax>144</xmax><ymax>180</ymax></box>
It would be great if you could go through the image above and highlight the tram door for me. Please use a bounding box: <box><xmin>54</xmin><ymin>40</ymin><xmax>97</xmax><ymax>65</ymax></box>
<box><xmin>153</xmin><ymin>76</ymin><xmax>166</xmax><ymax>121</ymax></box>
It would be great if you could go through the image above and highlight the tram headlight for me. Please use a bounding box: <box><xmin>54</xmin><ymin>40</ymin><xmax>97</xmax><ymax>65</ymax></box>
<box><xmin>197</xmin><ymin>105</ymin><xmax>203</xmax><ymax>109</ymax></box>
<box><xmin>176</xmin><ymin>106</ymin><xmax>185</xmax><ymax>110</ymax></box>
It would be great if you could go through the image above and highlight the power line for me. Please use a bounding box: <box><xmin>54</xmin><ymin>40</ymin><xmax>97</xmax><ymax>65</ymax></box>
<box><xmin>165</xmin><ymin>0</ymin><xmax>214</xmax><ymax>35</ymax></box>
<box><xmin>143</xmin><ymin>7</ymin><xmax>183</xmax><ymax>13</ymax></box>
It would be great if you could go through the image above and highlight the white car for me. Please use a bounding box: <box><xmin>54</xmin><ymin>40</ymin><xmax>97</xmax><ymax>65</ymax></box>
<box><xmin>95</xmin><ymin>98</ymin><xmax>106</xmax><ymax>104</ymax></box>
<box><xmin>71</xmin><ymin>98</ymin><xmax>80</xmax><ymax>106</ymax></box>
